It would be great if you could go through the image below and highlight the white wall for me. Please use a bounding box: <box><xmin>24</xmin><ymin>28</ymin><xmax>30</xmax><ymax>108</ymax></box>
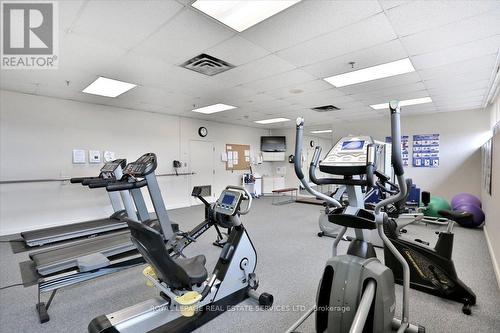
<box><xmin>481</xmin><ymin>93</ymin><xmax>500</xmax><ymax>288</ymax></box>
<box><xmin>0</xmin><ymin>90</ymin><xmax>271</xmax><ymax>235</ymax></box>
<box><xmin>274</xmin><ymin>109</ymin><xmax>490</xmax><ymax>199</ymax></box>
<box><xmin>267</xmin><ymin>128</ymin><xmax>333</xmax><ymax>189</ymax></box>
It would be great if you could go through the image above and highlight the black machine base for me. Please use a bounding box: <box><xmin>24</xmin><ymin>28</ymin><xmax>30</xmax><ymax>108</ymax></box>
<box><xmin>89</xmin><ymin>287</ymin><xmax>269</xmax><ymax>333</ymax></box>
<box><xmin>384</xmin><ymin>237</ymin><xmax>476</xmax><ymax>314</ymax></box>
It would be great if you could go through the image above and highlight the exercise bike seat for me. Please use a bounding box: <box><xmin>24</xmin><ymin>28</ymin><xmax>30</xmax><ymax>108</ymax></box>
<box><xmin>438</xmin><ymin>210</ymin><xmax>473</xmax><ymax>224</ymax></box>
<box><xmin>127</xmin><ymin>221</ymin><xmax>208</xmax><ymax>290</ymax></box>
<box><xmin>174</xmin><ymin>255</ymin><xmax>208</xmax><ymax>285</ymax></box>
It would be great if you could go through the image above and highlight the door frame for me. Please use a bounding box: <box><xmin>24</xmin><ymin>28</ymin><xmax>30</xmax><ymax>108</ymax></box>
<box><xmin>188</xmin><ymin>139</ymin><xmax>216</xmax><ymax>206</ymax></box>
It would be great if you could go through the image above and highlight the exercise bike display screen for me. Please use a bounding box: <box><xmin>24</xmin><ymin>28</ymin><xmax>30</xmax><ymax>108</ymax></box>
<box><xmin>341</xmin><ymin>140</ymin><xmax>365</xmax><ymax>150</ymax></box>
<box><xmin>222</xmin><ymin>194</ymin><xmax>235</xmax><ymax>205</ymax></box>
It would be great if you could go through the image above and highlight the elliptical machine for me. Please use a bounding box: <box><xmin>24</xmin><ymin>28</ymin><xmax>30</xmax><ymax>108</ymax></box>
<box><xmin>89</xmin><ymin>185</ymin><xmax>273</xmax><ymax>333</ymax></box>
<box><xmin>287</xmin><ymin>101</ymin><xmax>424</xmax><ymax>333</ymax></box>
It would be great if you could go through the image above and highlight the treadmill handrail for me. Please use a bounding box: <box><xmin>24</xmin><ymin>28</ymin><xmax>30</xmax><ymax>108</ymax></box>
<box><xmin>106</xmin><ymin>179</ymin><xmax>148</xmax><ymax>192</ymax></box>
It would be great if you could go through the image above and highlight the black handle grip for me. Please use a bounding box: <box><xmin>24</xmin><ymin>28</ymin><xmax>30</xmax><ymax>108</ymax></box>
<box><xmin>70</xmin><ymin>177</ymin><xmax>89</xmax><ymax>184</ymax></box>
<box><xmin>88</xmin><ymin>180</ymin><xmax>113</xmax><ymax>188</ymax></box>
<box><xmin>106</xmin><ymin>179</ymin><xmax>147</xmax><ymax>192</ymax></box>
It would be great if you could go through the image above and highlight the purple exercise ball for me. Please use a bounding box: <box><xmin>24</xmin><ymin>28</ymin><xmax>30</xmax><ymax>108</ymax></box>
<box><xmin>454</xmin><ymin>204</ymin><xmax>485</xmax><ymax>227</ymax></box>
<box><xmin>451</xmin><ymin>193</ymin><xmax>482</xmax><ymax>210</ymax></box>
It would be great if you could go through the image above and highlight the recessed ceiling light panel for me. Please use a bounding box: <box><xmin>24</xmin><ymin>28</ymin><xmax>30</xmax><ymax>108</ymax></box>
<box><xmin>311</xmin><ymin>129</ymin><xmax>333</xmax><ymax>134</ymax></box>
<box><xmin>254</xmin><ymin>117</ymin><xmax>290</xmax><ymax>124</ymax></box>
<box><xmin>82</xmin><ymin>77</ymin><xmax>137</xmax><ymax>98</ymax></box>
<box><xmin>191</xmin><ymin>0</ymin><xmax>301</xmax><ymax>32</ymax></box>
<box><xmin>192</xmin><ymin>103</ymin><xmax>237</xmax><ymax>114</ymax></box>
<box><xmin>324</xmin><ymin>58</ymin><xmax>415</xmax><ymax>87</ymax></box>
<box><xmin>370</xmin><ymin>97</ymin><xmax>433</xmax><ymax>110</ymax></box>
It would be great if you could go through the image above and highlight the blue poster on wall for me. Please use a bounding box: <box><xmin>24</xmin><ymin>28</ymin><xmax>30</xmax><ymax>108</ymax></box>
<box><xmin>385</xmin><ymin>136</ymin><xmax>409</xmax><ymax>167</ymax></box>
<box><xmin>412</xmin><ymin>134</ymin><xmax>440</xmax><ymax>167</ymax></box>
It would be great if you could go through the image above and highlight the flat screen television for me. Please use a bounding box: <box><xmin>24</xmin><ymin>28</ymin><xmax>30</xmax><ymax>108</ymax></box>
<box><xmin>261</xmin><ymin>136</ymin><xmax>286</xmax><ymax>152</ymax></box>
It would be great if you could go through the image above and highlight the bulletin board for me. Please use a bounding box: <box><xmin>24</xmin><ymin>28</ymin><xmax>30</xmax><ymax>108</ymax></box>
<box><xmin>225</xmin><ymin>144</ymin><xmax>250</xmax><ymax>170</ymax></box>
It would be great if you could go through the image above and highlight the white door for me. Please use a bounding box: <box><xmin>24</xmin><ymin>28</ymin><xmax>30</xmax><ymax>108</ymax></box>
<box><xmin>189</xmin><ymin>140</ymin><xmax>215</xmax><ymax>205</ymax></box>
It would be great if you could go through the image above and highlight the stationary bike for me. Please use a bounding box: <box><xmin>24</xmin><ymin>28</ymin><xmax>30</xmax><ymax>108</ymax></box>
<box><xmin>287</xmin><ymin>101</ymin><xmax>424</xmax><ymax>333</ymax></box>
<box><xmin>89</xmin><ymin>185</ymin><xmax>273</xmax><ymax>333</ymax></box>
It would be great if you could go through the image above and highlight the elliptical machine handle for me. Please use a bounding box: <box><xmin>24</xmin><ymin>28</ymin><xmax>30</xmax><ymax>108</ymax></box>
<box><xmin>226</xmin><ymin>185</ymin><xmax>252</xmax><ymax>215</ymax></box>
<box><xmin>374</xmin><ymin>101</ymin><xmax>407</xmax><ymax>214</ymax></box>
<box><xmin>294</xmin><ymin>118</ymin><xmax>342</xmax><ymax>208</ymax></box>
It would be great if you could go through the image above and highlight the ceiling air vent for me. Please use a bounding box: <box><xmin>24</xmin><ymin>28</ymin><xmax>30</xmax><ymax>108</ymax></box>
<box><xmin>181</xmin><ymin>53</ymin><xmax>234</xmax><ymax>76</ymax></box>
<box><xmin>311</xmin><ymin>105</ymin><xmax>340</xmax><ymax>112</ymax></box>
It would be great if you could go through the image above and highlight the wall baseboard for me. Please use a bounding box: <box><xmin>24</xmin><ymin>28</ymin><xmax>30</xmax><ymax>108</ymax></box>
<box><xmin>484</xmin><ymin>225</ymin><xmax>500</xmax><ymax>290</ymax></box>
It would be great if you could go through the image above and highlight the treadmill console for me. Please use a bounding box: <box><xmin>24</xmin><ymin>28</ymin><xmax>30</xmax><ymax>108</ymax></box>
<box><xmin>319</xmin><ymin>136</ymin><xmax>375</xmax><ymax>175</ymax></box>
<box><xmin>123</xmin><ymin>153</ymin><xmax>157</xmax><ymax>177</ymax></box>
<box><xmin>99</xmin><ymin>159</ymin><xmax>126</xmax><ymax>178</ymax></box>
<box><xmin>214</xmin><ymin>189</ymin><xmax>243</xmax><ymax>216</ymax></box>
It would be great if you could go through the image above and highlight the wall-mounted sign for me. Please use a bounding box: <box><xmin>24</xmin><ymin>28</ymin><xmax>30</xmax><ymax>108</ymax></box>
<box><xmin>412</xmin><ymin>134</ymin><xmax>440</xmax><ymax>168</ymax></box>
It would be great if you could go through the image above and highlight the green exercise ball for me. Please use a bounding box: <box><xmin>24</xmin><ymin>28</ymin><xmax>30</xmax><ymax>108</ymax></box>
<box><xmin>423</xmin><ymin>196</ymin><xmax>451</xmax><ymax>218</ymax></box>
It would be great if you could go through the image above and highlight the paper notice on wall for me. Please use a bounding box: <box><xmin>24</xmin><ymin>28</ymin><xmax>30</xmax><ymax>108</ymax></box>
<box><xmin>245</xmin><ymin>156</ymin><xmax>250</xmax><ymax>162</ymax></box>
<box><xmin>221</xmin><ymin>152</ymin><xmax>228</xmax><ymax>162</ymax></box>
<box><xmin>233</xmin><ymin>151</ymin><xmax>238</xmax><ymax>160</ymax></box>
<box><xmin>228</xmin><ymin>151</ymin><xmax>233</xmax><ymax>160</ymax></box>
<box><xmin>227</xmin><ymin>146</ymin><xmax>232</xmax><ymax>150</ymax></box>
<box><xmin>244</xmin><ymin>150</ymin><xmax>250</xmax><ymax>157</ymax></box>
<box><xmin>72</xmin><ymin>149</ymin><xmax>86</xmax><ymax>164</ymax></box>
<box><xmin>227</xmin><ymin>161</ymin><xmax>233</xmax><ymax>168</ymax></box>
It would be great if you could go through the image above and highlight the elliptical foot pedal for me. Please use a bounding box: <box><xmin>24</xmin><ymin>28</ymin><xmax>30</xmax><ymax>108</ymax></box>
<box><xmin>462</xmin><ymin>303</ymin><xmax>472</xmax><ymax>315</ymax></box>
<box><xmin>36</xmin><ymin>302</ymin><xmax>50</xmax><ymax>323</ymax></box>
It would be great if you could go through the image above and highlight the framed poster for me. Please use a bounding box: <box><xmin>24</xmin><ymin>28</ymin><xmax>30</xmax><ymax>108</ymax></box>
<box><xmin>412</xmin><ymin>134</ymin><xmax>440</xmax><ymax>168</ymax></box>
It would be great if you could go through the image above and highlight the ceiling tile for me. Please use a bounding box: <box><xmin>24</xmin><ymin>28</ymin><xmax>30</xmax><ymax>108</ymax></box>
<box><xmin>72</xmin><ymin>0</ymin><xmax>183</xmax><ymax>50</ymax></box>
<box><xmin>59</xmin><ymin>32</ymin><xmax>128</xmax><ymax>73</ymax></box>
<box><xmin>133</xmin><ymin>8</ymin><xmax>235</xmax><ymax>65</ymax></box>
<box><xmin>215</xmin><ymin>55</ymin><xmax>296</xmax><ymax>86</ymax></box>
<box><xmin>386</xmin><ymin>0</ymin><xmax>499</xmax><ymax>37</ymax></box>
<box><xmin>418</xmin><ymin>53</ymin><xmax>497</xmax><ymax>81</ymax></box>
<box><xmin>301</xmin><ymin>39</ymin><xmax>407</xmax><ymax>78</ymax></box>
<box><xmin>241</xmin><ymin>0</ymin><xmax>382</xmax><ymax>52</ymax></box>
<box><xmin>410</xmin><ymin>35</ymin><xmax>500</xmax><ymax>70</ymax></box>
<box><xmin>276</xmin><ymin>14</ymin><xmax>397</xmax><ymax>67</ymax></box>
<box><xmin>401</xmin><ymin>9</ymin><xmax>500</xmax><ymax>56</ymax></box>
<box><xmin>265</xmin><ymin>79</ymin><xmax>334</xmax><ymax>100</ymax></box>
<box><xmin>241</xmin><ymin>70</ymin><xmax>316</xmax><ymax>93</ymax></box>
<box><xmin>60</xmin><ymin>0</ymin><xmax>87</xmax><ymax>32</ymax></box>
<box><xmin>203</xmin><ymin>36</ymin><xmax>270</xmax><ymax>66</ymax></box>
<box><xmin>379</xmin><ymin>1</ymin><xmax>411</xmax><ymax>10</ymax></box>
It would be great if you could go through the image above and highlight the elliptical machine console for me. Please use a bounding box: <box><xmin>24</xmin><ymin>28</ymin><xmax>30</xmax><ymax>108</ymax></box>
<box><xmin>320</xmin><ymin>135</ymin><xmax>376</xmax><ymax>175</ymax></box>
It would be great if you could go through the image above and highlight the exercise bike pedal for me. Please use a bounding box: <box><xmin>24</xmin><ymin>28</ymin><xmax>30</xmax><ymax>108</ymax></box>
<box><xmin>317</xmin><ymin>232</ymin><xmax>324</xmax><ymax>237</ymax></box>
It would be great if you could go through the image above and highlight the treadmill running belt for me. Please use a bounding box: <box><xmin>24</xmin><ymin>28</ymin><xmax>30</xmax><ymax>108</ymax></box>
<box><xmin>21</xmin><ymin>217</ymin><xmax>127</xmax><ymax>246</ymax></box>
<box><xmin>30</xmin><ymin>231</ymin><xmax>135</xmax><ymax>276</ymax></box>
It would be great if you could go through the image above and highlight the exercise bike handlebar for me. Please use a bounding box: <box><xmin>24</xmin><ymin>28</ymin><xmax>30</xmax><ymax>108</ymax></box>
<box><xmin>294</xmin><ymin>118</ymin><xmax>342</xmax><ymax>208</ymax></box>
<box><xmin>225</xmin><ymin>185</ymin><xmax>252</xmax><ymax>215</ymax></box>
<box><xmin>374</xmin><ymin>101</ymin><xmax>407</xmax><ymax>215</ymax></box>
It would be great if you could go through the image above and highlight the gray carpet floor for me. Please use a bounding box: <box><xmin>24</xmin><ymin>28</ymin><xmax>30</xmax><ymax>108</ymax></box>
<box><xmin>0</xmin><ymin>197</ymin><xmax>499</xmax><ymax>332</ymax></box>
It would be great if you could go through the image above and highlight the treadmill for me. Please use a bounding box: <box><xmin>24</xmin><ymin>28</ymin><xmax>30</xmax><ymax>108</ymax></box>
<box><xmin>27</xmin><ymin>153</ymin><xmax>178</xmax><ymax>323</ymax></box>
<box><xmin>21</xmin><ymin>159</ymin><xmax>137</xmax><ymax>247</ymax></box>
